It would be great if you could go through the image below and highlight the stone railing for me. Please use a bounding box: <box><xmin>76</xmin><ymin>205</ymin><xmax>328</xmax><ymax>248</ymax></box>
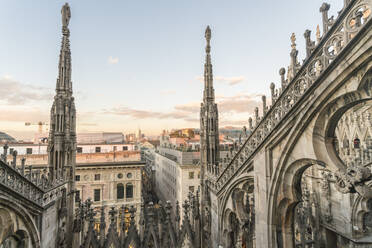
<box><xmin>216</xmin><ymin>0</ymin><xmax>372</xmax><ymax>191</ymax></box>
<box><xmin>0</xmin><ymin>153</ymin><xmax>69</xmax><ymax>207</ymax></box>
<box><xmin>0</xmin><ymin>159</ymin><xmax>44</xmax><ymax>205</ymax></box>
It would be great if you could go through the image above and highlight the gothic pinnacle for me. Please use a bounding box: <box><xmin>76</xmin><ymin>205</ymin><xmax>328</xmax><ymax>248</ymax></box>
<box><xmin>205</xmin><ymin>25</ymin><xmax>211</xmax><ymax>53</ymax></box>
<box><xmin>203</xmin><ymin>25</ymin><xmax>214</xmax><ymax>102</ymax></box>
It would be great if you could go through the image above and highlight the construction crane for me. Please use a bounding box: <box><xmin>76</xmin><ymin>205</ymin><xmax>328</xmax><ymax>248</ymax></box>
<box><xmin>25</xmin><ymin>121</ymin><xmax>48</xmax><ymax>135</ymax></box>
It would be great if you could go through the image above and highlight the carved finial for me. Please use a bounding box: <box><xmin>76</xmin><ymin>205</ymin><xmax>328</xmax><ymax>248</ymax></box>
<box><xmin>270</xmin><ymin>82</ymin><xmax>276</xmax><ymax>103</ymax></box>
<box><xmin>290</xmin><ymin>33</ymin><xmax>296</xmax><ymax>50</ymax></box>
<box><xmin>100</xmin><ymin>206</ymin><xmax>106</xmax><ymax>223</ymax></box>
<box><xmin>316</xmin><ymin>25</ymin><xmax>321</xmax><ymax>43</ymax></box>
<box><xmin>129</xmin><ymin>205</ymin><xmax>136</xmax><ymax>226</ymax></box>
<box><xmin>109</xmin><ymin>206</ymin><xmax>117</xmax><ymax>225</ymax></box>
<box><xmin>304</xmin><ymin>29</ymin><xmax>315</xmax><ymax>58</ymax></box>
<box><xmin>182</xmin><ymin>200</ymin><xmax>190</xmax><ymax>220</ymax></box>
<box><xmin>319</xmin><ymin>3</ymin><xmax>332</xmax><ymax>33</ymax></box>
<box><xmin>12</xmin><ymin>150</ymin><xmax>17</xmax><ymax>168</ymax></box>
<box><xmin>248</xmin><ymin>117</ymin><xmax>253</xmax><ymax>131</ymax></box>
<box><xmin>279</xmin><ymin>67</ymin><xmax>286</xmax><ymax>84</ymax></box>
<box><xmin>288</xmin><ymin>33</ymin><xmax>299</xmax><ymax>81</ymax></box>
<box><xmin>254</xmin><ymin>107</ymin><xmax>259</xmax><ymax>124</ymax></box>
<box><xmin>21</xmin><ymin>158</ymin><xmax>26</xmax><ymax>175</ymax></box>
<box><xmin>165</xmin><ymin>201</ymin><xmax>172</xmax><ymax>220</ymax></box>
<box><xmin>2</xmin><ymin>144</ymin><xmax>8</xmax><ymax>162</ymax></box>
<box><xmin>262</xmin><ymin>95</ymin><xmax>267</xmax><ymax>115</ymax></box>
<box><xmin>87</xmin><ymin>202</ymin><xmax>96</xmax><ymax>224</ymax></box>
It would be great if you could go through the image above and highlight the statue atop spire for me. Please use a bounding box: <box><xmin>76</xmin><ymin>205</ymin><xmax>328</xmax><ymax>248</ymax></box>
<box><xmin>288</xmin><ymin>33</ymin><xmax>300</xmax><ymax>81</ymax></box>
<box><xmin>203</xmin><ymin>26</ymin><xmax>214</xmax><ymax>103</ymax></box>
<box><xmin>61</xmin><ymin>3</ymin><xmax>71</xmax><ymax>28</ymax></box>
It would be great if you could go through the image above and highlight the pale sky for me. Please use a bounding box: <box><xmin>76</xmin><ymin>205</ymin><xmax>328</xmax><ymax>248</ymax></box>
<box><xmin>0</xmin><ymin>0</ymin><xmax>343</xmax><ymax>139</ymax></box>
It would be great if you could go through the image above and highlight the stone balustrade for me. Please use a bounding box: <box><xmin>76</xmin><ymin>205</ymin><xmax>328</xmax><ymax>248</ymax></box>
<box><xmin>0</xmin><ymin>153</ymin><xmax>69</xmax><ymax>207</ymax></box>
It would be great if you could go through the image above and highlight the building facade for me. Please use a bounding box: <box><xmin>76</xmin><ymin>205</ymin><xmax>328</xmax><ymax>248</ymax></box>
<box><xmin>153</xmin><ymin>145</ymin><xmax>201</xmax><ymax>219</ymax></box>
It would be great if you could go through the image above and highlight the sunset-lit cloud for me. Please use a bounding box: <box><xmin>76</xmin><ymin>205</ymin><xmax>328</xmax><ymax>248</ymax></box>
<box><xmin>102</xmin><ymin>93</ymin><xmax>262</xmax><ymax>127</ymax></box>
<box><xmin>0</xmin><ymin>77</ymin><xmax>52</xmax><ymax>105</ymax></box>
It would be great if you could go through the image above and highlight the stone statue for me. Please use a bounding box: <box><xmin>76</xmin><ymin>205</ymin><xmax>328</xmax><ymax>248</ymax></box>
<box><xmin>61</xmin><ymin>3</ymin><xmax>71</xmax><ymax>27</ymax></box>
<box><xmin>57</xmin><ymin>221</ymin><xmax>66</xmax><ymax>248</ymax></box>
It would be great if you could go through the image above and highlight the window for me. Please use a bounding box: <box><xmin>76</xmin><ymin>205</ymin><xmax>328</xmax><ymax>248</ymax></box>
<box><xmin>354</xmin><ymin>138</ymin><xmax>360</xmax><ymax>149</ymax></box>
<box><xmin>127</xmin><ymin>173</ymin><xmax>132</xmax><ymax>179</ymax></box>
<box><xmin>189</xmin><ymin>186</ymin><xmax>195</xmax><ymax>193</ymax></box>
<box><xmin>77</xmin><ymin>147</ymin><xmax>83</xmax><ymax>153</ymax></box>
<box><xmin>94</xmin><ymin>174</ymin><xmax>101</xmax><ymax>181</ymax></box>
<box><xmin>95</xmin><ymin>147</ymin><xmax>101</xmax><ymax>153</ymax></box>
<box><xmin>75</xmin><ymin>190</ymin><xmax>80</xmax><ymax>202</ymax></box>
<box><xmin>9</xmin><ymin>148</ymin><xmax>14</xmax><ymax>154</ymax></box>
<box><xmin>26</xmin><ymin>148</ymin><xmax>32</xmax><ymax>155</ymax></box>
<box><xmin>94</xmin><ymin>189</ymin><xmax>100</xmax><ymax>202</ymax></box>
<box><xmin>198</xmin><ymin>172</ymin><xmax>200</xmax><ymax>179</ymax></box>
<box><xmin>117</xmin><ymin>173</ymin><xmax>123</xmax><ymax>179</ymax></box>
<box><xmin>117</xmin><ymin>183</ymin><xmax>124</xmax><ymax>199</ymax></box>
<box><xmin>122</xmin><ymin>146</ymin><xmax>128</xmax><ymax>151</ymax></box>
<box><xmin>75</xmin><ymin>175</ymin><xmax>80</xmax><ymax>181</ymax></box>
<box><xmin>126</xmin><ymin>183</ymin><xmax>133</xmax><ymax>198</ymax></box>
<box><xmin>113</xmin><ymin>146</ymin><xmax>117</xmax><ymax>151</ymax></box>
<box><xmin>189</xmin><ymin>171</ymin><xmax>194</xmax><ymax>179</ymax></box>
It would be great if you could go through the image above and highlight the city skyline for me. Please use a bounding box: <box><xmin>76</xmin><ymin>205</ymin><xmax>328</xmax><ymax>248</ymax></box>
<box><xmin>0</xmin><ymin>0</ymin><xmax>343</xmax><ymax>140</ymax></box>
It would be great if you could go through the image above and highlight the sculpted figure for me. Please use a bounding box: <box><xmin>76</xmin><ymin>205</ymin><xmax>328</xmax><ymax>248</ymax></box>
<box><xmin>61</xmin><ymin>3</ymin><xmax>71</xmax><ymax>27</ymax></box>
<box><xmin>334</xmin><ymin>165</ymin><xmax>372</xmax><ymax>198</ymax></box>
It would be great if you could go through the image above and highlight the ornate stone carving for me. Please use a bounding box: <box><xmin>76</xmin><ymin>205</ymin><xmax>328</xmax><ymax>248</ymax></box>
<box><xmin>216</xmin><ymin>0</ymin><xmax>372</xmax><ymax>192</ymax></box>
<box><xmin>334</xmin><ymin>165</ymin><xmax>372</xmax><ymax>197</ymax></box>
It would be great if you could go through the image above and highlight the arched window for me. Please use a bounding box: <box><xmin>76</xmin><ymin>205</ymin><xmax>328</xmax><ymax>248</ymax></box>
<box><xmin>117</xmin><ymin>183</ymin><xmax>124</xmax><ymax>199</ymax></box>
<box><xmin>354</xmin><ymin>138</ymin><xmax>360</xmax><ymax>149</ymax></box>
<box><xmin>126</xmin><ymin>183</ymin><xmax>133</xmax><ymax>198</ymax></box>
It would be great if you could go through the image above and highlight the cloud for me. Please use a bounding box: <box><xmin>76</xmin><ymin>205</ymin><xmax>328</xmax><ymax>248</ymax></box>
<box><xmin>217</xmin><ymin>94</ymin><xmax>262</xmax><ymax>113</ymax></box>
<box><xmin>0</xmin><ymin>77</ymin><xmax>53</xmax><ymax>105</ymax></box>
<box><xmin>174</xmin><ymin>94</ymin><xmax>261</xmax><ymax>114</ymax></box>
<box><xmin>174</xmin><ymin>102</ymin><xmax>200</xmax><ymax>113</ymax></box>
<box><xmin>103</xmin><ymin>106</ymin><xmax>195</xmax><ymax>122</ymax></box>
<box><xmin>195</xmin><ymin>76</ymin><xmax>245</xmax><ymax>85</ymax></box>
<box><xmin>108</xmin><ymin>56</ymin><xmax>119</xmax><ymax>64</ymax></box>
<box><xmin>104</xmin><ymin>92</ymin><xmax>262</xmax><ymax>128</ymax></box>
<box><xmin>0</xmin><ymin>107</ymin><xmax>49</xmax><ymax>122</ymax></box>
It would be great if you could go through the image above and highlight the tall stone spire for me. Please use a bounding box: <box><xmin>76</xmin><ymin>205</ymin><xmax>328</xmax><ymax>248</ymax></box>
<box><xmin>200</xmin><ymin>26</ymin><xmax>220</xmax><ymax>248</ymax></box>
<box><xmin>48</xmin><ymin>2</ymin><xmax>76</xmax><ymax>183</ymax></box>
<box><xmin>47</xmin><ymin>4</ymin><xmax>76</xmax><ymax>247</ymax></box>
<box><xmin>200</xmin><ymin>25</ymin><xmax>220</xmax><ymax>175</ymax></box>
